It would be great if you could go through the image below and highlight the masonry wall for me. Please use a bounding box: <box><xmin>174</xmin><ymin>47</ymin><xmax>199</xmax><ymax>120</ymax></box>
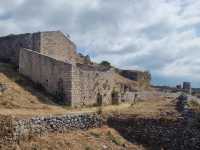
<box><xmin>71</xmin><ymin>64</ymin><xmax>136</xmax><ymax>106</ymax></box>
<box><xmin>119</xmin><ymin>70</ymin><xmax>151</xmax><ymax>88</ymax></box>
<box><xmin>40</xmin><ymin>31</ymin><xmax>78</xmax><ymax>62</ymax></box>
<box><xmin>19</xmin><ymin>48</ymin><xmax>72</xmax><ymax>105</ymax></box>
<box><xmin>0</xmin><ymin>33</ymin><xmax>41</xmax><ymax>64</ymax></box>
<box><xmin>72</xmin><ymin>65</ymin><xmax>113</xmax><ymax>106</ymax></box>
<box><xmin>0</xmin><ymin>113</ymin><xmax>102</xmax><ymax>145</ymax></box>
<box><xmin>0</xmin><ymin>31</ymin><xmax>82</xmax><ymax>65</ymax></box>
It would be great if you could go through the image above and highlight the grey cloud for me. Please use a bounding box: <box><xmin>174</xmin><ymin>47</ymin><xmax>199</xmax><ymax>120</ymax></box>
<box><xmin>141</xmin><ymin>22</ymin><xmax>175</xmax><ymax>40</ymax></box>
<box><xmin>0</xmin><ymin>0</ymin><xmax>200</xmax><ymax>86</ymax></box>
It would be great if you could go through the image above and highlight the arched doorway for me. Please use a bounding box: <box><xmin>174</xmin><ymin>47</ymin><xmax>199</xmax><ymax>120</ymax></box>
<box><xmin>57</xmin><ymin>78</ymin><xmax>65</xmax><ymax>104</ymax></box>
<box><xmin>97</xmin><ymin>93</ymin><xmax>103</xmax><ymax>106</ymax></box>
<box><xmin>111</xmin><ymin>91</ymin><xmax>119</xmax><ymax>105</ymax></box>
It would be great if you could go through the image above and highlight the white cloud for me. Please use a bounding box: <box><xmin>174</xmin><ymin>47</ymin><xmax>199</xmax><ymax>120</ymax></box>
<box><xmin>0</xmin><ymin>0</ymin><xmax>200</xmax><ymax>86</ymax></box>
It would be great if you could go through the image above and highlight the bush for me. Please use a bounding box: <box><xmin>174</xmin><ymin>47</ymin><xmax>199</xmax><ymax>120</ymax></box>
<box><xmin>100</xmin><ymin>61</ymin><xmax>111</xmax><ymax>69</ymax></box>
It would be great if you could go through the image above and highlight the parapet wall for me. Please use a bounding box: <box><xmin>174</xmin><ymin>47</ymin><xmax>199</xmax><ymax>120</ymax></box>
<box><xmin>0</xmin><ymin>113</ymin><xmax>102</xmax><ymax>145</ymax></box>
<box><xmin>19</xmin><ymin>48</ymin><xmax>72</xmax><ymax>105</ymax></box>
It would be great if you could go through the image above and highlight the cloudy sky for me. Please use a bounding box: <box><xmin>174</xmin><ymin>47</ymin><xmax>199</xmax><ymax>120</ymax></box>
<box><xmin>0</xmin><ymin>0</ymin><xmax>200</xmax><ymax>87</ymax></box>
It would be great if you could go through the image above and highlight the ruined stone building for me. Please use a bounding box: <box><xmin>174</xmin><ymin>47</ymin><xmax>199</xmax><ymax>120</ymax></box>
<box><xmin>0</xmin><ymin>31</ymin><xmax>151</xmax><ymax>107</ymax></box>
<box><xmin>183</xmin><ymin>82</ymin><xmax>192</xmax><ymax>94</ymax></box>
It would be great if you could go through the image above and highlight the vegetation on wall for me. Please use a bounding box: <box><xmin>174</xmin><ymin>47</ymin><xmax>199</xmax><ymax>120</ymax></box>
<box><xmin>100</xmin><ymin>61</ymin><xmax>112</xmax><ymax>70</ymax></box>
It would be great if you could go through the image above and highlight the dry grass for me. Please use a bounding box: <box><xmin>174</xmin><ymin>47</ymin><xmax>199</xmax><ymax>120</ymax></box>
<box><xmin>0</xmin><ymin>63</ymin><xmax>57</xmax><ymax>108</ymax></box>
<box><xmin>0</xmin><ymin>62</ymin><xmax>75</xmax><ymax>117</ymax></box>
<box><xmin>188</xmin><ymin>100</ymin><xmax>200</xmax><ymax>112</ymax></box>
<box><xmin>14</xmin><ymin>126</ymin><xmax>145</xmax><ymax>150</ymax></box>
<box><xmin>0</xmin><ymin>96</ymin><xmax>182</xmax><ymax>150</ymax></box>
<box><xmin>100</xmin><ymin>98</ymin><xmax>179</xmax><ymax>120</ymax></box>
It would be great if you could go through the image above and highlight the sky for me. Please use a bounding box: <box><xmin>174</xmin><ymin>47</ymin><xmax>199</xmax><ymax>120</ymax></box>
<box><xmin>0</xmin><ymin>0</ymin><xmax>200</xmax><ymax>87</ymax></box>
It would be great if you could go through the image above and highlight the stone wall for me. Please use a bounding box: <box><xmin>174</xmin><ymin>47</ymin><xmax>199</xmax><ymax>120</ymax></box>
<box><xmin>40</xmin><ymin>31</ymin><xmax>77</xmax><ymax>62</ymax></box>
<box><xmin>0</xmin><ymin>32</ymin><xmax>41</xmax><ymax>64</ymax></box>
<box><xmin>0</xmin><ymin>31</ymin><xmax>92</xmax><ymax>65</ymax></box>
<box><xmin>71</xmin><ymin>64</ymin><xmax>113</xmax><ymax>106</ymax></box>
<box><xmin>119</xmin><ymin>70</ymin><xmax>151</xmax><ymax>88</ymax></box>
<box><xmin>0</xmin><ymin>113</ymin><xmax>102</xmax><ymax>145</ymax></box>
<box><xmin>0</xmin><ymin>115</ymin><xmax>14</xmax><ymax>145</ymax></box>
<box><xmin>19</xmin><ymin>48</ymin><xmax>72</xmax><ymax>105</ymax></box>
<box><xmin>71</xmin><ymin>64</ymin><xmax>137</xmax><ymax>107</ymax></box>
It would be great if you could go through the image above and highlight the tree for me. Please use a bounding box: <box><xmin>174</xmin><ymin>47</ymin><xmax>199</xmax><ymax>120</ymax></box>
<box><xmin>100</xmin><ymin>61</ymin><xmax>111</xmax><ymax>68</ymax></box>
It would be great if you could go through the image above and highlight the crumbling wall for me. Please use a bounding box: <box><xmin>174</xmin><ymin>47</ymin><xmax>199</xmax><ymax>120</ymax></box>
<box><xmin>0</xmin><ymin>33</ymin><xmax>41</xmax><ymax>64</ymax></box>
<box><xmin>119</xmin><ymin>70</ymin><xmax>151</xmax><ymax>88</ymax></box>
<box><xmin>19</xmin><ymin>48</ymin><xmax>72</xmax><ymax>105</ymax></box>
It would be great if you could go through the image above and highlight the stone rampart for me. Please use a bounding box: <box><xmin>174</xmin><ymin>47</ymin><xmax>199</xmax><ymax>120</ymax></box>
<box><xmin>71</xmin><ymin>64</ymin><xmax>137</xmax><ymax>106</ymax></box>
<box><xmin>19</xmin><ymin>48</ymin><xmax>72</xmax><ymax>105</ymax></box>
<box><xmin>0</xmin><ymin>31</ymin><xmax>82</xmax><ymax>65</ymax></box>
<box><xmin>71</xmin><ymin>64</ymin><xmax>113</xmax><ymax>106</ymax></box>
<box><xmin>19</xmin><ymin>48</ymin><xmax>138</xmax><ymax>107</ymax></box>
<box><xmin>0</xmin><ymin>32</ymin><xmax>41</xmax><ymax>64</ymax></box>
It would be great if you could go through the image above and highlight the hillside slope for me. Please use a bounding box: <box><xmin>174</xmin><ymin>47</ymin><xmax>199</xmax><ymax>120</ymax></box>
<box><xmin>0</xmin><ymin>63</ymin><xmax>68</xmax><ymax>116</ymax></box>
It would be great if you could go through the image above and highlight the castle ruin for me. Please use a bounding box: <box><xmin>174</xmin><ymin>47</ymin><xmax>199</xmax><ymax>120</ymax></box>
<box><xmin>0</xmin><ymin>31</ymin><xmax>151</xmax><ymax>107</ymax></box>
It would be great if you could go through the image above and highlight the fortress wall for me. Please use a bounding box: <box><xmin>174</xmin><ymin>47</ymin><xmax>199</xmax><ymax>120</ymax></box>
<box><xmin>40</xmin><ymin>31</ymin><xmax>78</xmax><ymax>62</ymax></box>
<box><xmin>119</xmin><ymin>70</ymin><xmax>151</xmax><ymax>88</ymax></box>
<box><xmin>0</xmin><ymin>31</ymin><xmax>90</xmax><ymax>66</ymax></box>
<box><xmin>19</xmin><ymin>48</ymin><xmax>72</xmax><ymax>105</ymax></box>
<box><xmin>72</xmin><ymin>64</ymin><xmax>140</xmax><ymax>106</ymax></box>
<box><xmin>71</xmin><ymin>64</ymin><xmax>127</xmax><ymax>106</ymax></box>
<box><xmin>0</xmin><ymin>33</ymin><xmax>41</xmax><ymax>64</ymax></box>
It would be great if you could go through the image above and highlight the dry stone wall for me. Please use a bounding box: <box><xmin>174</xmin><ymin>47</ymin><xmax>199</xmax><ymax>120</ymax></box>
<box><xmin>0</xmin><ymin>115</ymin><xmax>14</xmax><ymax>145</ymax></box>
<box><xmin>0</xmin><ymin>113</ymin><xmax>102</xmax><ymax>145</ymax></box>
